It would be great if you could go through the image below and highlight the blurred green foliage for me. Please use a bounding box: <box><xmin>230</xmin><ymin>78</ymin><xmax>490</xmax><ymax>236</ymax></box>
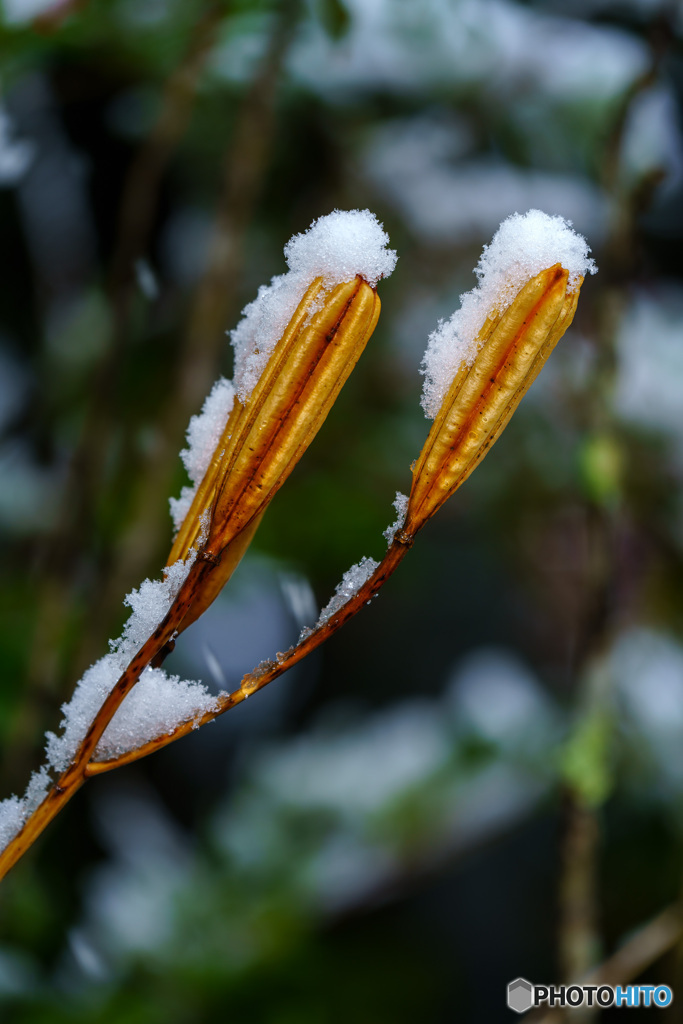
<box><xmin>2</xmin><ymin>0</ymin><xmax>683</xmax><ymax>1020</ymax></box>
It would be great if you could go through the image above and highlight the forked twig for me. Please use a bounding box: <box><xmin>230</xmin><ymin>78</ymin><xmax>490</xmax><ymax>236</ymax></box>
<box><xmin>0</xmin><ymin>211</ymin><xmax>594</xmax><ymax>881</ymax></box>
<box><xmin>0</xmin><ymin>538</ymin><xmax>409</xmax><ymax>879</ymax></box>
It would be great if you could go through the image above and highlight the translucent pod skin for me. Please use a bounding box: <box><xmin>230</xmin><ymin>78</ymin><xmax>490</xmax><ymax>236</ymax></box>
<box><xmin>169</xmin><ymin>274</ymin><xmax>381</xmax><ymax>631</ymax></box>
<box><xmin>406</xmin><ymin>265</ymin><xmax>582</xmax><ymax>534</ymax></box>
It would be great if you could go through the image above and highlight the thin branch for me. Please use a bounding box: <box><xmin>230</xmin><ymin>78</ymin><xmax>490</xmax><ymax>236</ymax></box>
<box><xmin>88</xmin><ymin>539</ymin><xmax>410</xmax><ymax>774</ymax></box>
<box><xmin>528</xmin><ymin>903</ymin><xmax>683</xmax><ymax>1023</ymax></box>
<box><xmin>0</xmin><ymin>537</ymin><xmax>409</xmax><ymax>880</ymax></box>
<box><xmin>558</xmin><ymin>796</ymin><xmax>601</xmax><ymax>989</ymax></box>
<box><xmin>0</xmin><ymin>556</ymin><xmax>210</xmax><ymax>879</ymax></box>
<box><xmin>109</xmin><ymin>2</ymin><xmax>226</xmax><ymax>308</ymax></box>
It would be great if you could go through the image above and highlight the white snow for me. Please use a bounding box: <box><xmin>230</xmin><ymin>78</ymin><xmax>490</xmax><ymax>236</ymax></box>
<box><xmin>0</xmin><ymin>767</ymin><xmax>51</xmax><ymax>853</ymax></box>
<box><xmin>1</xmin><ymin>0</ymin><xmax>63</xmax><ymax>23</ymax></box>
<box><xmin>230</xmin><ymin>209</ymin><xmax>397</xmax><ymax>402</ymax></box>
<box><xmin>612</xmin><ymin>629</ymin><xmax>683</xmax><ymax>790</ymax></box>
<box><xmin>614</xmin><ymin>287</ymin><xmax>683</xmax><ymax>463</ymax></box>
<box><xmin>0</xmin><ymin>797</ymin><xmax>27</xmax><ymax>851</ymax></box>
<box><xmin>24</xmin><ymin>766</ymin><xmax>51</xmax><ymax>813</ymax></box>
<box><xmin>180</xmin><ymin>377</ymin><xmax>235</xmax><ymax>484</ymax></box>
<box><xmin>447</xmin><ymin>649</ymin><xmax>556</xmax><ymax>749</ymax></box>
<box><xmin>283</xmin><ymin>209</ymin><xmax>396</xmax><ymax>288</ymax></box>
<box><xmin>317</xmin><ymin>556</ymin><xmax>379</xmax><ymax>626</ymax></box>
<box><xmin>255</xmin><ymin>701</ymin><xmax>451</xmax><ymax>815</ymax></box>
<box><xmin>45</xmin><ymin>556</ymin><xmax>209</xmax><ymax>773</ymax></box>
<box><xmin>170</xmin><ymin>210</ymin><xmax>396</xmax><ymax>532</ymax></box>
<box><xmin>95</xmin><ymin>667</ymin><xmax>219</xmax><ymax>760</ymax></box>
<box><xmin>0</xmin><ymin>552</ymin><xmax>221</xmax><ymax>852</ymax></box>
<box><xmin>420</xmin><ymin>209</ymin><xmax>597</xmax><ymax>418</ymax></box>
<box><xmin>383</xmin><ymin>491</ymin><xmax>409</xmax><ymax>545</ymax></box>
<box><xmin>169</xmin><ymin>377</ymin><xmax>234</xmax><ymax>533</ymax></box>
<box><xmin>620</xmin><ymin>84</ymin><xmax>683</xmax><ymax>192</ymax></box>
<box><xmin>289</xmin><ymin>0</ymin><xmax>647</xmax><ymax>103</ymax></box>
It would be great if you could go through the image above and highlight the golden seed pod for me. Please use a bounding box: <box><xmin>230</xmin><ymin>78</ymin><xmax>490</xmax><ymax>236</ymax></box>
<box><xmin>169</xmin><ymin>273</ymin><xmax>381</xmax><ymax>631</ymax></box>
<box><xmin>405</xmin><ymin>264</ymin><xmax>582</xmax><ymax>534</ymax></box>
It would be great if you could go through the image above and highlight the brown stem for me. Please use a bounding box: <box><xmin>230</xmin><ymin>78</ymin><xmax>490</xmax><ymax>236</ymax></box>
<box><xmin>87</xmin><ymin>539</ymin><xmax>410</xmax><ymax>775</ymax></box>
<box><xmin>528</xmin><ymin>903</ymin><xmax>683</xmax><ymax>1023</ymax></box>
<box><xmin>0</xmin><ymin>538</ymin><xmax>410</xmax><ymax>878</ymax></box>
<box><xmin>558</xmin><ymin>794</ymin><xmax>601</xmax><ymax>1010</ymax></box>
<box><xmin>0</xmin><ymin>558</ymin><xmax>211</xmax><ymax>881</ymax></box>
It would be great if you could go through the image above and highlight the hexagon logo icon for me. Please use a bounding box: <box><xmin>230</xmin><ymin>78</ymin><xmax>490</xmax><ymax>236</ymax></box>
<box><xmin>507</xmin><ymin>978</ymin><xmax>533</xmax><ymax>1014</ymax></box>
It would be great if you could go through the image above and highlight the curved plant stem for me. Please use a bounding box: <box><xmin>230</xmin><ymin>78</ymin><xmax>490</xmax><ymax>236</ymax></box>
<box><xmin>0</xmin><ymin>558</ymin><xmax>212</xmax><ymax>881</ymax></box>
<box><xmin>87</xmin><ymin>539</ymin><xmax>410</xmax><ymax>775</ymax></box>
<box><xmin>0</xmin><ymin>538</ymin><xmax>410</xmax><ymax>880</ymax></box>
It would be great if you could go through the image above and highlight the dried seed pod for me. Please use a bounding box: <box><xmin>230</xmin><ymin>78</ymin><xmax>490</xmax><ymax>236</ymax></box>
<box><xmin>171</xmin><ymin>274</ymin><xmax>381</xmax><ymax>630</ymax></box>
<box><xmin>405</xmin><ymin>264</ymin><xmax>582</xmax><ymax>534</ymax></box>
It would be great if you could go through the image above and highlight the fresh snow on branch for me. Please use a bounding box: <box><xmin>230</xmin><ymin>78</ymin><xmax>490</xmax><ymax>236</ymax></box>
<box><xmin>45</xmin><ymin>555</ymin><xmax>217</xmax><ymax>773</ymax></box>
<box><xmin>0</xmin><ymin>767</ymin><xmax>50</xmax><ymax>852</ymax></box>
<box><xmin>383</xmin><ymin>491</ymin><xmax>409</xmax><ymax>545</ymax></box>
<box><xmin>0</xmin><ymin>555</ymin><xmax>219</xmax><ymax>852</ymax></box>
<box><xmin>420</xmin><ymin>209</ymin><xmax>597</xmax><ymax>419</ymax></box>
<box><xmin>231</xmin><ymin>209</ymin><xmax>397</xmax><ymax>402</ymax></box>
<box><xmin>312</xmin><ymin>556</ymin><xmax>380</xmax><ymax>635</ymax></box>
<box><xmin>169</xmin><ymin>377</ymin><xmax>235</xmax><ymax>533</ymax></box>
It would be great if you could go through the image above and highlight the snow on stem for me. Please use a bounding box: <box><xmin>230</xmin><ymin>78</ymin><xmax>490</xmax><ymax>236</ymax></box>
<box><xmin>0</xmin><ymin>208</ymin><xmax>594</xmax><ymax>881</ymax></box>
<box><xmin>0</xmin><ymin>210</ymin><xmax>396</xmax><ymax>872</ymax></box>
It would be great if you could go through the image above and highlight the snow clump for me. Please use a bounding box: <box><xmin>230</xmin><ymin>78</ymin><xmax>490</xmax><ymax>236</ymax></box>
<box><xmin>420</xmin><ymin>209</ymin><xmax>596</xmax><ymax>418</ymax></box>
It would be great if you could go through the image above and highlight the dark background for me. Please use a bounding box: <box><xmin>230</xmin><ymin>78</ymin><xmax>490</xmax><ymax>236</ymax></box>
<box><xmin>1</xmin><ymin>0</ymin><xmax>683</xmax><ymax>1020</ymax></box>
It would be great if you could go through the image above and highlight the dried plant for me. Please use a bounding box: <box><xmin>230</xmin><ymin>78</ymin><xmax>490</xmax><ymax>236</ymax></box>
<box><xmin>0</xmin><ymin>208</ymin><xmax>595</xmax><ymax>880</ymax></box>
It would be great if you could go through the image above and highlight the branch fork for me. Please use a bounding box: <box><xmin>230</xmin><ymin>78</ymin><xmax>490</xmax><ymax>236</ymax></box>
<box><xmin>0</xmin><ymin>214</ymin><xmax>591</xmax><ymax>881</ymax></box>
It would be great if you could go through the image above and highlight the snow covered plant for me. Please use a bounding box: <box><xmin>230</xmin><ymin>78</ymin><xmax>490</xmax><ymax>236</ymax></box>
<box><xmin>0</xmin><ymin>208</ymin><xmax>595</xmax><ymax>879</ymax></box>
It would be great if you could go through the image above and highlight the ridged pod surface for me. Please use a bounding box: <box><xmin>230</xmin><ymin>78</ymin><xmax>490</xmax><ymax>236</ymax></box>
<box><xmin>406</xmin><ymin>265</ymin><xmax>582</xmax><ymax>534</ymax></box>
<box><xmin>169</xmin><ymin>274</ymin><xmax>381</xmax><ymax>630</ymax></box>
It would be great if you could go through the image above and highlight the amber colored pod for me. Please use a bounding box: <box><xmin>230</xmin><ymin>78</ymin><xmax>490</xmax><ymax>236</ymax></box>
<box><xmin>205</xmin><ymin>274</ymin><xmax>379</xmax><ymax>555</ymax></box>
<box><xmin>174</xmin><ymin>509</ymin><xmax>265</xmax><ymax>634</ymax></box>
<box><xmin>168</xmin><ymin>274</ymin><xmax>381</xmax><ymax>631</ymax></box>
<box><xmin>167</xmin><ymin>277</ymin><xmax>328</xmax><ymax>568</ymax></box>
<box><xmin>405</xmin><ymin>265</ymin><xmax>582</xmax><ymax>534</ymax></box>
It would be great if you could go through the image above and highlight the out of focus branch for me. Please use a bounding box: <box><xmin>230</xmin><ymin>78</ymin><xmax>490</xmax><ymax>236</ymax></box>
<box><xmin>555</xmin><ymin>51</ymin><xmax>667</xmax><ymax>1008</ymax></box>
<box><xmin>558</xmin><ymin>797</ymin><xmax>601</xmax><ymax>992</ymax></box>
<box><xmin>109</xmin><ymin>3</ymin><xmax>226</xmax><ymax>313</ymax></box>
<box><xmin>529</xmin><ymin>903</ymin><xmax>683</xmax><ymax>1023</ymax></box>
